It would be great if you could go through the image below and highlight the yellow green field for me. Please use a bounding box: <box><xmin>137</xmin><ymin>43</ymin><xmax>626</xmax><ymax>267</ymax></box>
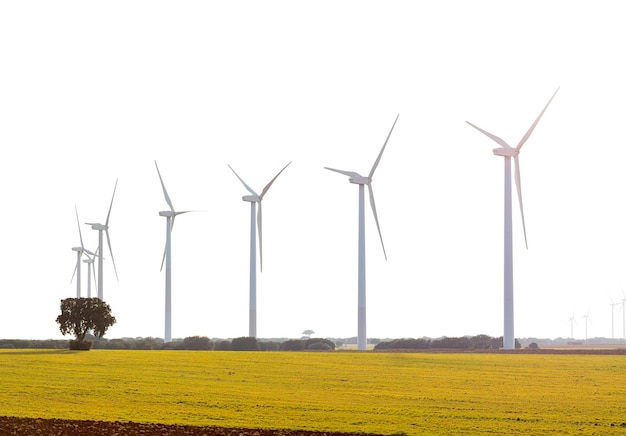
<box><xmin>1</xmin><ymin>349</ymin><xmax>625</xmax><ymax>435</ymax></box>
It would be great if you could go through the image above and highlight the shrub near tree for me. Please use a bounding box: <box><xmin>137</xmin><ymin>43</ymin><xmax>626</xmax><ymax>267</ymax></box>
<box><xmin>56</xmin><ymin>298</ymin><xmax>116</xmax><ymax>350</ymax></box>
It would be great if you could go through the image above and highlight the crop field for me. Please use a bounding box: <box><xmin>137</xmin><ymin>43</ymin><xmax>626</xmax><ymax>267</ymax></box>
<box><xmin>1</xmin><ymin>349</ymin><xmax>625</xmax><ymax>435</ymax></box>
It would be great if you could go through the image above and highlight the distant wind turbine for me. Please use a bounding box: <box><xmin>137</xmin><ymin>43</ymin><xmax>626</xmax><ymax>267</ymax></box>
<box><xmin>610</xmin><ymin>297</ymin><xmax>620</xmax><ymax>339</ymax></box>
<box><xmin>582</xmin><ymin>309</ymin><xmax>592</xmax><ymax>341</ymax></box>
<box><xmin>228</xmin><ymin>161</ymin><xmax>291</xmax><ymax>338</ymax></box>
<box><xmin>82</xmin><ymin>250</ymin><xmax>97</xmax><ymax>298</ymax></box>
<box><xmin>466</xmin><ymin>88</ymin><xmax>559</xmax><ymax>349</ymax></box>
<box><xmin>71</xmin><ymin>206</ymin><xmax>95</xmax><ymax>298</ymax></box>
<box><xmin>622</xmin><ymin>289</ymin><xmax>626</xmax><ymax>340</ymax></box>
<box><xmin>155</xmin><ymin>161</ymin><xmax>200</xmax><ymax>343</ymax></box>
<box><xmin>85</xmin><ymin>180</ymin><xmax>119</xmax><ymax>301</ymax></box>
<box><xmin>567</xmin><ymin>311</ymin><xmax>576</xmax><ymax>339</ymax></box>
<box><xmin>325</xmin><ymin>114</ymin><xmax>399</xmax><ymax>351</ymax></box>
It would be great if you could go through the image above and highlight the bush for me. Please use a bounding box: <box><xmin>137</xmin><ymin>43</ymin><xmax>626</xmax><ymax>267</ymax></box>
<box><xmin>231</xmin><ymin>337</ymin><xmax>260</xmax><ymax>351</ymax></box>
<box><xmin>69</xmin><ymin>340</ymin><xmax>93</xmax><ymax>350</ymax></box>
<box><xmin>305</xmin><ymin>338</ymin><xmax>336</xmax><ymax>351</ymax></box>
<box><xmin>258</xmin><ymin>341</ymin><xmax>280</xmax><ymax>351</ymax></box>
<box><xmin>279</xmin><ymin>339</ymin><xmax>306</xmax><ymax>351</ymax></box>
<box><xmin>181</xmin><ymin>336</ymin><xmax>214</xmax><ymax>350</ymax></box>
<box><xmin>215</xmin><ymin>340</ymin><xmax>232</xmax><ymax>351</ymax></box>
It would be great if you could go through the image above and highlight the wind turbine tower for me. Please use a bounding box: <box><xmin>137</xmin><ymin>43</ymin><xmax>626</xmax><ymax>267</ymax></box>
<box><xmin>85</xmin><ymin>180</ymin><xmax>119</xmax><ymax>301</ymax></box>
<box><xmin>610</xmin><ymin>297</ymin><xmax>619</xmax><ymax>339</ymax></box>
<box><xmin>582</xmin><ymin>309</ymin><xmax>592</xmax><ymax>341</ymax></box>
<box><xmin>325</xmin><ymin>114</ymin><xmax>399</xmax><ymax>351</ymax></box>
<box><xmin>621</xmin><ymin>290</ymin><xmax>626</xmax><ymax>340</ymax></box>
<box><xmin>83</xmin><ymin>252</ymin><xmax>97</xmax><ymax>298</ymax></box>
<box><xmin>567</xmin><ymin>311</ymin><xmax>576</xmax><ymax>339</ymax></box>
<box><xmin>155</xmin><ymin>161</ymin><xmax>200</xmax><ymax>343</ymax></box>
<box><xmin>228</xmin><ymin>162</ymin><xmax>291</xmax><ymax>338</ymax></box>
<box><xmin>466</xmin><ymin>88</ymin><xmax>559</xmax><ymax>349</ymax></box>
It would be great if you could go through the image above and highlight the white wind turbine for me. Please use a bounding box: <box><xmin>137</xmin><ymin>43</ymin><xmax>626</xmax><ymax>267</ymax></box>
<box><xmin>85</xmin><ymin>180</ymin><xmax>119</xmax><ymax>301</ymax></box>
<box><xmin>610</xmin><ymin>297</ymin><xmax>620</xmax><ymax>339</ymax></box>
<box><xmin>567</xmin><ymin>311</ymin><xmax>576</xmax><ymax>339</ymax></box>
<box><xmin>155</xmin><ymin>161</ymin><xmax>200</xmax><ymax>343</ymax></box>
<box><xmin>325</xmin><ymin>114</ymin><xmax>399</xmax><ymax>351</ymax></box>
<box><xmin>622</xmin><ymin>289</ymin><xmax>626</xmax><ymax>340</ymax></box>
<box><xmin>466</xmin><ymin>88</ymin><xmax>559</xmax><ymax>349</ymax></box>
<box><xmin>582</xmin><ymin>308</ymin><xmax>592</xmax><ymax>341</ymax></box>
<box><xmin>82</xmin><ymin>249</ymin><xmax>97</xmax><ymax>298</ymax></box>
<box><xmin>228</xmin><ymin>161</ymin><xmax>291</xmax><ymax>338</ymax></box>
<box><xmin>71</xmin><ymin>206</ymin><xmax>95</xmax><ymax>298</ymax></box>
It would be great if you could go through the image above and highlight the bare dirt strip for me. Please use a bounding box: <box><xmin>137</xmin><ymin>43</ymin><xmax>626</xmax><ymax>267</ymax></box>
<box><xmin>0</xmin><ymin>416</ymin><xmax>380</xmax><ymax>436</ymax></box>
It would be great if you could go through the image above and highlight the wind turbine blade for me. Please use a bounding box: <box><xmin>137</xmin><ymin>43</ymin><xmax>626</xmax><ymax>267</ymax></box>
<box><xmin>367</xmin><ymin>184</ymin><xmax>387</xmax><ymax>261</ymax></box>
<box><xmin>154</xmin><ymin>161</ymin><xmax>175</xmax><ymax>212</ymax></box>
<box><xmin>75</xmin><ymin>205</ymin><xmax>85</xmax><ymax>249</ymax></box>
<box><xmin>71</xmin><ymin>262</ymin><xmax>78</xmax><ymax>284</ymax></box>
<box><xmin>516</xmin><ymin>87</ymin><xmax>560</xmax><ymax>151</ymax></box>
<box><xmin>260</xmin><ymin>161</ymin><xmax>291</xmax><ymax>199</ymax></box>
<box><xmin>84</xmin><ymin>248</ymin><xmax>96</xmax><ymax>257</ymax></box>
<box><xmin>324</xmin><ymin>167</ymin><xmax>361</xmax><ymax>178</ymax></box>
<box><xmin>91</xmin><ymin>261</ymin><xmax>97</xmax><ymax>286</ymax></box>
<box><xmin>106</xmin><ymin>229</ymin><xmax>119</xmax><ymax>281</ymax></box>
<box><xmin>514</xmin><ymin>156</ymin><xmax>528</xmax><ymax>250</ymax></box>
<box><xmin>228</xmin><ymin>164</ymin><xmax>259</xmax><ymax>197</ymax></box>
<box><xmin>466</xmin><ymin>121</ymin><xmax>513</xmax><ymax>150</ymax></box>
<box><xmin>369</xmin><ymin>114</ymin><xmax>399</xmax><ymax>179</ymax></box>
<box><xmin>258</xmin><ymin>201</ymin><xmax>263</xmax><ymax>272</ymax></box>
<box><xmin>105</xmin><ymin>179</ymin><xmax>118</xmax><ymax>226</ymax></box>
<box><xmin>160</xmin><ymin>246</ymin><xmax>166</xmax><ymax>272</ymax></box>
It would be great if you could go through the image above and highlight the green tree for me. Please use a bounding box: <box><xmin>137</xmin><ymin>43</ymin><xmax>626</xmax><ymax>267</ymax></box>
<box><xmin>56</xmin><ymin>298</ymin><xmax>116</xmax><ymax>349</ymax></box>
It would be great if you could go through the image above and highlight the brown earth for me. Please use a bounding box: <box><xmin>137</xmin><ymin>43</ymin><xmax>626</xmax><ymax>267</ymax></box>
<box><xmin>0</xmin><ymin>416</ymin><xmax>380</xmax><ymax>436</ymax></box>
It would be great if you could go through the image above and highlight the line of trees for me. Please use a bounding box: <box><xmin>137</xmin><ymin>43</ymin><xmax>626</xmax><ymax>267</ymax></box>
<box><xmin>374</xmin><ymin>335</ymin><xmax>521</xmax><ymax>350</ymax></box>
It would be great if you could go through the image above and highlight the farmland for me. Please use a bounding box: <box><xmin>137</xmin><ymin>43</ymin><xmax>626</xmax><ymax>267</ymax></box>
<box><xmin>1</xmin><ymin>349</ymin><xmax>625</xmax><ymax>435</ymax></box>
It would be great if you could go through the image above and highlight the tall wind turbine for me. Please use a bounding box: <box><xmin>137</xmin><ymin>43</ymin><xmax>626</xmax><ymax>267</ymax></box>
<box><xmin>567</xmin><ymin>311</ymin><xmax>576</xmax><ymax>339</ymax></box>
<box><xmin>610</xmin><ymin>297</ymin><xmax>619</xmax><ymax>339</ymax></box>
<box><xmin>582</xmin><ymin>309</ymin><xmax>592</xmax><ymax>341</ymax></box>
<box><xmin>85</xmin><ymin>180</ymin><xmax>119</xmax><ymax>301</ymax></box>
<box><xmin>325</xmin><ymin>114</ymin><xmax>399</xmax><ymax>351</ymax></box>
<box><xmin>228</xmin><ymin>161</ymin><xmax>291</xmax><ymax>338</ymax></box>
<box><xmin>71</xmin><ymin>206</ymin><xmax>95</xmax><ymax>298</ymax></box>
<box><xmin>622</xmin><ymin>289</ymin><xmax>626</xmax><ymax>341</ymax></box>
<box><xmin>83</xmin><ymin>250</ymin><xmax>97</xmax><ymax>298</ymax></box>
<box><xmin>466</xmin><ymin>88</ymin><xmax>559</xmax><ymax>349</ymax></box>
<box><xmin>155</xmin><ymin>161</ymin><xmax>199</xmax><ymax>343</ymax></box>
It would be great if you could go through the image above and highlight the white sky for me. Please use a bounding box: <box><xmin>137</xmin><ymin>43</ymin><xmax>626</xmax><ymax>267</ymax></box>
<box><xmin>2</xmin><ymin>1</ymin><xmax>626</xmax><ymax>341</ymax></box>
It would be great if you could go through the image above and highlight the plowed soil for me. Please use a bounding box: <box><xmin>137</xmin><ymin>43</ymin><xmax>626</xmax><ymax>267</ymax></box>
<box><xmin>0</xmin><ymin>416</ymin><xmax>378</xmax><ymax>436</ymax></box>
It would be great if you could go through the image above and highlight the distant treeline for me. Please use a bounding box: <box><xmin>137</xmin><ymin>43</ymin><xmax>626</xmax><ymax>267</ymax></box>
<box><xmin>374</xmin><ymin>335</ymin><xmax>515</xmax><ymax>350</ymax></box>
<box><xmin>0</xmin><ymin>336</ymin><xmax>336</xmax><ymax>351</ymax></box>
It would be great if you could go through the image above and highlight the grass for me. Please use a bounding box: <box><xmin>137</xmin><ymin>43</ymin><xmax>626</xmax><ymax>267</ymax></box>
<box><xmin>1</xmin><ymin>349</ymin><xmax>626</xmax><ymax>435</ymax></box>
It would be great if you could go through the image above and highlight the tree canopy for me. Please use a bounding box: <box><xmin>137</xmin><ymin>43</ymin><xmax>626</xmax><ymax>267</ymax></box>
<box><xmin>56</xmin><ymin>298</ymin><xmax>116</xmax><ymax>344</ymax></box>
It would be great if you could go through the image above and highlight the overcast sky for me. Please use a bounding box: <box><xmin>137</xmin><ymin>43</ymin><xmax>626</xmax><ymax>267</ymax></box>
<box><xmin>2</xmin><ymin>1</ymin><xmax>626</xmax><ymax>341</ymax></box>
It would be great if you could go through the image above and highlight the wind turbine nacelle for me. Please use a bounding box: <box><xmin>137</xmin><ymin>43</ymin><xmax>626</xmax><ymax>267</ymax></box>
<box><xmin>349</xmin><ymin>176</ymin><xmax>371</xmax><ymax>185</ymax></box>
<box><xmin>493</xmin><ymin>147</ymin><xmax>518</xmax><ymax>157</ymax></box>
<box><xmin>89</xmin><ymin>223</ymin><xmax>108</xmax><ymax>231</ymax></box>
<box><xmin>159</xmin><ymin>211</ymin><xmax>176</xmax><ymax>217</ymax></box>
<box><xmin>71</xmin><ymin>247</ymin><xmax>82</xmax><ymax>252</ymax></box>
<box><xmin>242</xmin><ymin>195</ymin><xmax>261</xmax><ymax>202</ymax></box>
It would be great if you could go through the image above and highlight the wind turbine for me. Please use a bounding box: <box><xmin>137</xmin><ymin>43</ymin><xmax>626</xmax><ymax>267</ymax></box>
<box><xmin>567</xmin><ymin>311</ymin><xmax>576</xmax><ymax>339</ymax></box>
<box><xmin>82</xmin><ymin>249</ymin><xmax>97</xmax><ymax>298</ymax></box>
<box><xmin>70</xmin><ymin>206</ymin><xmax>95</xmax><ymax>298</ymax></box>
<box><xmin>622</xmin><ymin>288</ymin><xmax>626</xmax><ymax>340</ymax></box>
<box><xmin>610</xmin><ymin>297</ymin><xmax>619</xmax><ymax>339</ymax></box>
<box><xmin>155</xmin><ymin>161</ymin><xmax>200</xmax><ymax>343</ymax></box>
<box><xmin>466</xmin><ymin>88</ymin><xmax>559</xmax><ymax>349</ymax></box>
<box><xmin>228</xmin><ymin>161</ymin><xmax>291</xmax><ymax>338</ymax></box>
<box><xmin>85</xmin><ymin>180</ymin><xmax>119</xmax><ymax>301</ymax></box>
<box><xmin>325</xmin><ymin>114</ymin><xmax>399</xmax><ymax>351</ymax></box>
<box><xmin>582</xmin><ymin>308</ymin><xmax>592</xmax><ymax>341</ymax></box>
